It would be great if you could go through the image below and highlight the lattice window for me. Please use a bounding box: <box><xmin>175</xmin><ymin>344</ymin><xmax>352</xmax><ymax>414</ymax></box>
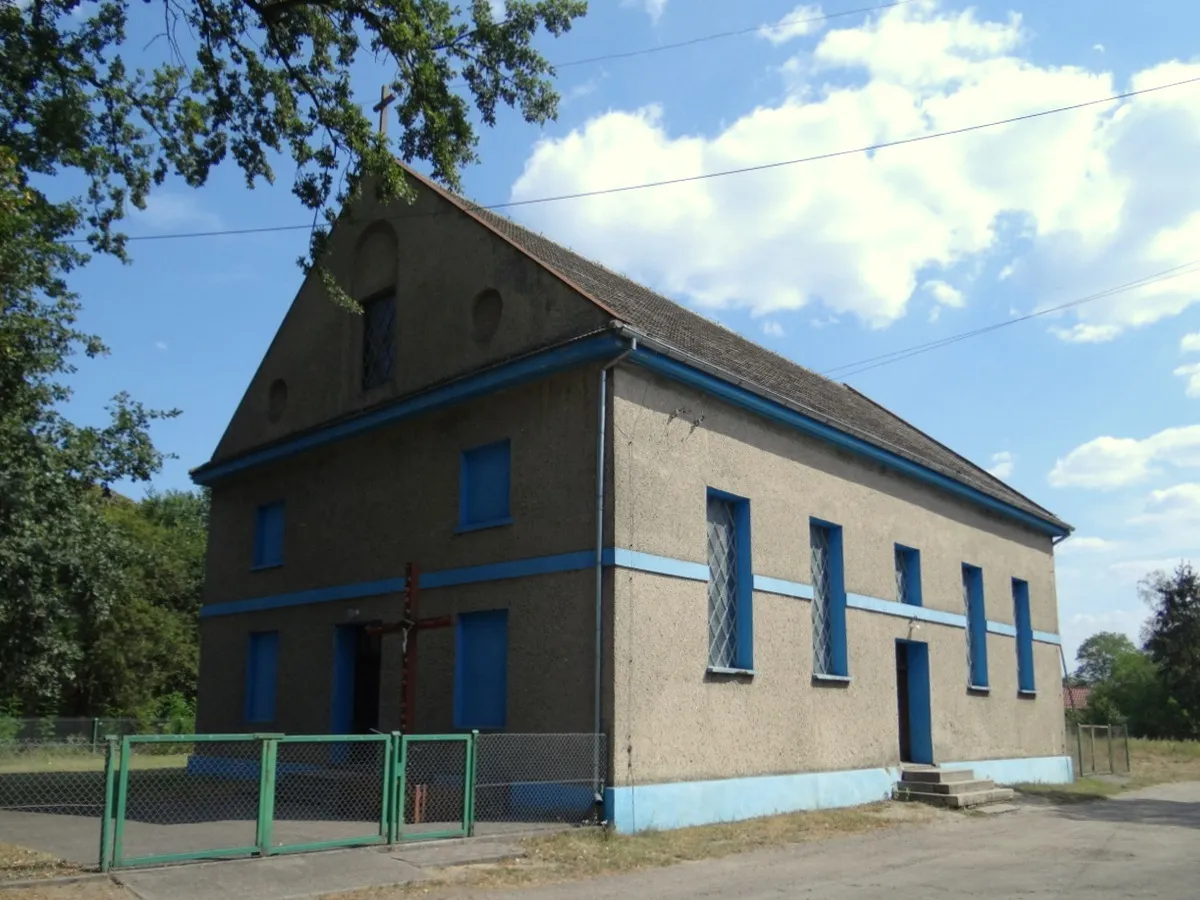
<box><xmin>811</xmin><ymin>523</ymin><xmax>833</xmax><ymax>675</ymax></box>
<box><xmin>895</xmin><ymin>545</ymin><xmax>921</xmax><ymax>606</ymax></box>
<box><xmin>362</xmin><ymin>293</ymin><xmax>396</xmax><ymax>390</ymax></box>
<box><xmin>963</xmin><ymin>564</ymin><xmax>988</xmax><ymax>687</ymax></box>
<box><xmin>706</xmin><ymin>496</ymin><xmax>738</xmax><ymax>669</ymax></box>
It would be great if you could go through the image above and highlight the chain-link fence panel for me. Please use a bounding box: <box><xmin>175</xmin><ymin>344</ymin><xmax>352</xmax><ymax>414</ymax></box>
<box><xmin>112</xmin><ymin>737</ymin><xmax>262</xmax><ymax>867</ymax></box>
<box><xmin>0</xmin><ymin>741</ymin><xmax>112</xmax><ymax>867</ymax></box>
<box><xmin>399</xmin><ymin>736</ymin><xmax>470</xmax><ymax>840</ymax></box>
<box><xmin>1</xmin><ymin>718</ymin><xmax>192</xmax><ymax>744</ymax></box>
<box><xmin>474</xmin><ymin>734</ymin><xmax>605</xmax><ymax>826</ymax></box>
<box><xmin>272</xmin><ymin>737</ymin><xmax>389</xmax><ymax>852</ymax></box>
<box><xmin>1111</xmin><ymin>725</ymin><xmax>1132</xmax><ymax>775</ymax></box>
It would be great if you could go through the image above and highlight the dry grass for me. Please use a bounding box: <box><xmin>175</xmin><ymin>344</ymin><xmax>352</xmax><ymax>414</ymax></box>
<box><xmin>1018</xmin><ymin>738</ymin><xmax>1200</xmax><ymax>802</ymax></box>
<box><xmin>332</xmin><ymin>802</ymin><xmax>941</xmax><ymax>899</ymax></box>
<box><xmin>0</xmin><ymin>753</ymin><xmax>188</xmax><ymax>775</ymax></box>
<box><xmin>0</xmin><ymin>880</ymin><xmax>131</xmax><ymax>900</ymax></box>
<box><xmin>0</xmin><ymin>843</ymin><xmax>86</xmax><ymax>884</ymax></box>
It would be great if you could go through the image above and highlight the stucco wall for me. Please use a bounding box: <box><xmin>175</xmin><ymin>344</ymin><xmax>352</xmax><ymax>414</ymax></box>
<box><xmin>197</xmin><ymin>367</ymin><xmax>604</xmax><ymax>735</ymax></box>
<box><xmin>609</xmin><ymin>366</ymin><xmax>1065</xmax><ymax>785</ymax></box>
<box><xmin>197</xmin><ymin>570</ymin><xmax>597</xmax><ymax>735</ymax></box>
<box><xmin>211</xmin><ymin>177</ymin><xmax>609</xmax><ymax>463</ymax></box>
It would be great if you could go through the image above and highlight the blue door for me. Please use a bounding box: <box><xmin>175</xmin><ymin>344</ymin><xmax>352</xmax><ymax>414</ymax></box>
<box><xmin>454</xmin><ymin>610</ymin><xmax>508</xmax><ymax>730</ymax></box>
<box><xmin>896</xmin><ymin>640</ymin><xmax>933</xmax><ymax>765</ymax></box>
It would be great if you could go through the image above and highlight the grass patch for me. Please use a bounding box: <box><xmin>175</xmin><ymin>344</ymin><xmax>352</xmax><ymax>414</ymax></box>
<box><xmin>0</xmin><ymin>753</ymin><xmax>189</xmax><ymax>774</ymax></box>
<box><xmin>0</xmin><ymin>843</ymin><xmax>84</xmax><ymax>884</ymax></box>
<box><xmin>332</xmin><ymin>802</ymin><xmax>941</xmax><ymax>898</ymax></box>
<box><xmin>1019</xmin><ymin>737</ymin><xmax>1200</xmax><ymax>804</ymax></box>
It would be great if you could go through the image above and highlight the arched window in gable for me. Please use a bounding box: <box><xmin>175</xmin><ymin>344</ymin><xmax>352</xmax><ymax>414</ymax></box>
<box><xmin>353</xmin><ymin>222</ymin><xmax>398</xmax><ymax>391</ymax></box>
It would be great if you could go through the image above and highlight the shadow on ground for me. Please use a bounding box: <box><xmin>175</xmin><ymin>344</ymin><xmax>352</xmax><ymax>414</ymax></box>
<box><xmin>1049</xmin><ymin>795</ymin><xmax>1200</xmax><ymax>830</ymax></box>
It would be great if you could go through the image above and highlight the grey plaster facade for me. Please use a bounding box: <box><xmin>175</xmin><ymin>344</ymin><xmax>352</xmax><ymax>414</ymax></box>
<box><xmin>194</xmin><ymin>169</ymin><xmax>1070</xmax><ymax>806</ymax></box>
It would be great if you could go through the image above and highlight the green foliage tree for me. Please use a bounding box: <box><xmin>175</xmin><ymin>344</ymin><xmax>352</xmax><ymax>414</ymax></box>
<box><xmin>1084</xmin><ymin>647</ymin><xmax>1174</xmax><ymax>738</ymax></box>
<box><xmin>1142</xmin><ymin>563</ymin><xmax>1200</xmax><ymax>739</ymax></box>
<box><xmin>1074</xmin><ymin>631</ymin><xmax>1138</xmax><ymax>685</ymax></box>
<box><xmin>3</xmin><ymin>0</ymin><xmax>586</xmax><ymax>286</ymax></box>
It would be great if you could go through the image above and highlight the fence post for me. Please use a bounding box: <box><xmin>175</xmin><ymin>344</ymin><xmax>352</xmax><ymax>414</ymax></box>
<box><xmin>1124</xmin><ymin>728</ymin><xmax>1131</xmax><ymax>773</ymax></box>
<box><xmin>98</xmin><ymin>737</ymin><xmax>119</xmax><ymax>872</ymax></box>
<box><xmin>1107</xmin><ymin>726</ymin><xmax>1115</xmax><ymax>775</ymax></box>
<box><xmin>466</xmin><ymin>731</ymin><xmax>479</xmax><ymax>838</ymax></box>
<box><xmin>396</xmin><ymin>734</ymin><xmax>409</xmax><ymax>841</ymax></box>
<box><xmin>256</xmin><ymin>736</ymin><xmax>278</xmax><ymax>857</ymax></box>
<box><xmin>91</xmin><ymin>718</ymin><xmax>100</xmax><ymax>755</ymax></box>
<box><xmin>380</xmin><ymin>734</ymin><xmax>394</xmax><ymax>843</ymax></box>
<box><xmin>111</xmin><ymin>737</ymin><xmax>132</xmax><ymax>867</ymax></box>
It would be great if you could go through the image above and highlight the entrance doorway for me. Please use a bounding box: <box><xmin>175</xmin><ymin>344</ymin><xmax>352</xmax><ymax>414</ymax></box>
<box><xmin>333</xmin><ymin>622</ymin><xmax>382</xmax><ymax>735</ymax></box>
<box><xmin>895</xmin><ymin>640</ymin><xmax>933</xmax><ymax>765</ymax></box>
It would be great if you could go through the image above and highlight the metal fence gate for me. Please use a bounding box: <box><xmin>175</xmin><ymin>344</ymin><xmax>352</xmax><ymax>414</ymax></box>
<box><xmin>1071</xmin><ymin>724</ymin><xmax>1131</xmax><ymax>776</ymax></box>
<box><xmin>395</xmin><ymin>734</ymin><xmax>474</xmax><ymax>842</ymax></box>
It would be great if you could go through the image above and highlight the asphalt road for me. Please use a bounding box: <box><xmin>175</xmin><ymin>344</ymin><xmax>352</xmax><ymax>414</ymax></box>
<box><xmin>464</xmin><ymin>782</ymin><xmax>1200</xmax><ymax>899</ymax></box>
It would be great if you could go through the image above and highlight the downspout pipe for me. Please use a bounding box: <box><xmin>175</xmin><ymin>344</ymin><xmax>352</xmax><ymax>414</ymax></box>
<box><xmin>594</xmin><ymin>337</ymin><xmax>636</xmax><ymax>814</ymax></box>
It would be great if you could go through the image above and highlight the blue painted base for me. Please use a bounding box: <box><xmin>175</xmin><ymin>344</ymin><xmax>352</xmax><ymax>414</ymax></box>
<box><xmin>603</xmin><ymin>755</ymin><xmax>1073</xmax><ymax>833</ymax></box>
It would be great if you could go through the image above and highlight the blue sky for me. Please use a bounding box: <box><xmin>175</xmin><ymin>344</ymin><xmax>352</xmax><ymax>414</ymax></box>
<box><xmin>63</xmin><ymin>0</ymin><xmax>1200</xmax><ymax>660</ymax></box>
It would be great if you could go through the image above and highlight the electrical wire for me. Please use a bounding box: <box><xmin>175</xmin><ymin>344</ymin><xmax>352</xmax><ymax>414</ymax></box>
<box><xmin>822</xmin><ymin>259</ymin><xmax>1200</xmax><ymax>380</ymax></box>
<box><xmin>67</xmin><ymin>73</ymin><xmax>1200</xmax><ymax>246</ymax></box>
<box><xmin>551</xmin><ymin>1</ymin><xmax>916</xmax><ymax>69</ymax></box>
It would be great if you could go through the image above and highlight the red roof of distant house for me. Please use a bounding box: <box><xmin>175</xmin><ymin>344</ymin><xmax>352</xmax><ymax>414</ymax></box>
<box><xmin>1064</xmin><ymin>686</ymin><xmax>1091</xmax><ymax>709</ymax></box>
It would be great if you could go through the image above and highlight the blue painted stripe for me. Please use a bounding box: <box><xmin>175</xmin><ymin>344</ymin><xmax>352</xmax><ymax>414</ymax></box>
<box><xmin>753</xmin><ymin>575</ymin><xmax>813</xmax><ymax>599</ymax></box>
<box><xmin>627</xmin><ymin>347</ymin><xmax>1069</xmax><ymax>538</ymax></box>
<box><xmin>605</xmin><ymin>756</ymin><xmax>1073</xmax><ymax>832</ymax></box>
<box><xmin>191</xmin><ymin>333</ymin><xmax>626</xmax><ymax>485</ymax></box>
<box><xmin>201</xmin><ymin>547</ymin><xmax>1064</xmax><ymax>646</ymax></box>
<box><xmin>604</xmin><ymin>548</ymin><xmax>709</xmax><ymax>581</ymax></box>
<box><xmin>846</xmin><ymin>592</ymin><xmax>967</xmax><ymax>629</ymax></box>
<box><xmin>421</xmin><ymin>551</ymin><xmax>595</xmax><ymax>589</ymax></box>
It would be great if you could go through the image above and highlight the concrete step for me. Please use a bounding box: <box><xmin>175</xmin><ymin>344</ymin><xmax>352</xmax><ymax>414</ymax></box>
<box><xmin>898</xmin><ymin>768</ymin><xmax>977</xmax><ymax>785</ymax></box>
<box><xmin>893</xmin><ymin>786</ymin><xmax>1015</xmax><ymax>809</ymax></box>
<box><xmin>972</xmin><ymin>802</ymin><xmax>1020</xmax><ymax>816</ymax></box>
<box><xmin>898</xmin><ymin>778</ymin><xmax>996</xmax><ymax>795</ymax></box>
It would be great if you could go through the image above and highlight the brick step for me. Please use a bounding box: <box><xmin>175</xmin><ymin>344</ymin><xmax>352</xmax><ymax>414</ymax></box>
<box><xmin>893</xmin><ymin>786</ymin><xmax>1015</xmax><ymax>809</ymax></box>
<box><xmin>898</xmin><ymin>768</ymin><xmax>977</xmax><ymax>785</ymax></box>
<box><xmin>898</xmin><ymin>778</ymin><xmax>996</xmax><ymax>795</ymax></box>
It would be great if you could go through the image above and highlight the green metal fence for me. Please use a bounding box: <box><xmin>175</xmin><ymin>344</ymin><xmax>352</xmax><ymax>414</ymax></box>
<box><xmin>1</xmin><ymin>731</ymin><xmax>604</xmax><ymax>872</ymax></box>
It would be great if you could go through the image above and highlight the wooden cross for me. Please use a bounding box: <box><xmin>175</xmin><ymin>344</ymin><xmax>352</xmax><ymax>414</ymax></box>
<box><xmin>373</xmin><ymin>84</ymin><xmax>396</xmax><ymax>136</ymax></box>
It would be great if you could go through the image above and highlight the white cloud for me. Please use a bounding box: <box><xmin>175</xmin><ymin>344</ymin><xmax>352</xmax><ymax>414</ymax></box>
<box><xmin>986</xmin><ymin>450</ymin><xmax>1014</xmax><ymax>479</ymax></box>
<box><xmin>1093</xmin><ymin>43</ymin><xmax>1105</xmax><ymax>53</ymax></box>
<box><xmin>1129</xmin><ymin>483</ymin><xmax>1200</xmax><ymax>527</ymax></box>
<box><xmin>622</xmin><ymin>0</ymin><xmax>667</xmax><ymax>23</ymax></box>
<box><xmin>760</xmin><ymin>5</ymin><xmax>827</xmax><ymax>45</ymax></box>
<box><xmin>131</xmin><ymin>193</ymin><xmax>222</xmax><ymax>232</ymax></box>
<box><xmin>1182</xmin><ymin>332</ymin><xmax>1200</xmax><ymax>353</ymax></box>
<box><xmin>509</xmin><ymin>2</ymin><xmax>1200</xmax><ymax>333</ymax></box>
<box><xmin>1106</xmin><ymin>557</ymin><xmax>1190</xmax><ymax>584</ymax></box>
<box><xmin>761</xmin><ymin>320</ymin><xmax>785</xmax><ymax>337</ymax></box>
<box><xmin>154</xmin><ymin>340</ymin><xmax>168</xmax><ymax>352</ymax></box>
<box><xmin>1048</xmin><ymin>323</ymin><xmax>1121</xmax><ymax>343</ymax></box>
<box><xmin>1175</xmin><ymin>361</ymin><xmax>1200</xmax><ymax>397</ymax></box>
<box><xmin>1057</xmin><ymin>536</ymin><xmax>1121</xmax><ymax>554</ymax></box>
<box><xmin>925</xmin><ymin>279</ymin><xmax>965</xmax><ymax>307</ymax></box>
<box><xmin>1049</xmin><ymin>425</ymin><xmax>1200</xmax><ymax>489</ymax></box>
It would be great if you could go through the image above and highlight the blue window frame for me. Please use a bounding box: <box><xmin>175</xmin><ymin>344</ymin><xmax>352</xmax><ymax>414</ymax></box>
<box><xmin>253</xmin><ymin>501</ymin><xmax>285</xmax><ymax>569</ymax></box>
<box><xmin>1013</xmin><ymin>578</ymin><xmax>1036</xmax><ymax>694</ymax></box>
<box><xmin>706</xmin><ymin>489</ymin><xmax>754</xmax><ymax>673</ymax></box>
<box><xmin>454</xmin><ymin>609</ymin><xmax>508</xmax><ymax>729</ymax></box>
<box><xmin>895</xmin><ymin>544</ymin><xmax>922</xmax><ymax>607</ymax></box>
<box><xmin>244</xmin><ymin>631</ymin><xmax>279</xmax><ymax>723</ymax></box>
<box><xmin>962</xmin><ymin>564</ymin><xmax>989</xmax><ymax>689</ymax></box>
<box><xmin>458</xmin><ymin>439</ymin><xmax>513</xmax><ymax>532</ymax></box>
<box><xmin>811</xmin><ymin>519</ymin><xmax>848</xmax><ymax>678</ymax></box>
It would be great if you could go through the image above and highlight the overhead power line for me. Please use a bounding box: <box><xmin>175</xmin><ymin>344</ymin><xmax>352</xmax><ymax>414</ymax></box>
<box><xmin>552</xmin><ymin>1</ymin><xmax>916</xmax><ymax>69</ymax></box>
<box><xmin>822</xmin><ymin>260</ymin><xmax>1200</xmax><ymax>380</ymax></box>
<box><xmin>70</xmin><ymin>73</ymin><xmax>1200</xmax><ymax>246</ymax></box>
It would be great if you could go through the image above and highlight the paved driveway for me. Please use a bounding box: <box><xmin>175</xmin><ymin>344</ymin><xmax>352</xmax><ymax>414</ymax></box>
<box><xmin>463</xmin><ymin>782</ymin><xmax>1200</xmax><ymax>899</ymax></box>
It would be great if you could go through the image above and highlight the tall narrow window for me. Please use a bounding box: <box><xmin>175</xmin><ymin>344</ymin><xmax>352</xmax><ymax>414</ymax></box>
<box><xmin>361</xmin><ymin>292</ymin><xmax>396</xmax><ymax>389</ymax></box>
<box><xmin>962</xmin><ymin>564</ymin><xmax>989</xmax><ymax>689</ymax></box>
<box><xmin>455</xmin><ymin>610</ymin><xmax>508</xmax><ymax>730</ymax></box>
<box><xmin>811</xmin><ymin>520</ymin><xmax>848</xmax><ymax>678</ymax></box>
<box><xmin>895</xmin><ymin>545</ymin><xmax>923</xmax><ymax>607</ymax></box>
<box><xmin>1013</xmin><ymin>578</ymin><xmax>1036</xmax><ymax>694</ymax></box>
<box><xmin>706</xmin><ymin>489</ymin><xmax>753</xmax><ymax>672</ymax></box>
<box><xmin>244</xmin><ymin>631</ymin><xmax>279</xmax><ymax>723</ymax></box>
<box><xmin>253</xmin><ymin>501</ymin><xmax>285</xmax><ymax>569</ymax></box>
